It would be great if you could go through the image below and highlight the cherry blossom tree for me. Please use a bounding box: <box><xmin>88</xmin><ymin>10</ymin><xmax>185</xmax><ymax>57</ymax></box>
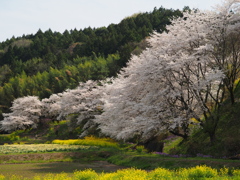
<box><xmin>210</xmin><ymin>1</ymin><xmax>240</xmax><ymax>104</ymax></box>
<box><xmin>41</xmin><ymin>93</ymin><xmax>62</xmax><ymax>119</ymax></box>
<box><xmin>0</xmin><ymin>96</ymin><xmax>43</xmax><ymax>132</ymax></box>
<box><xmin>55</xmin><ymin>80</ymin><xmax>104</xmax><ymax>136</ymax></box>
<box><xmin>41</xmin><ymin>80</ymin><xmax>105</xmax><ymax>136</ymax></box>
<box><xmin>55</xmin><ymin>80</ymin><xmax>103</xmax><ymax>121</ymax></box>
<box><xmin>95</xmin><ymin>0</ymin><xmax>240</xmax><ymax>144</ymax></box>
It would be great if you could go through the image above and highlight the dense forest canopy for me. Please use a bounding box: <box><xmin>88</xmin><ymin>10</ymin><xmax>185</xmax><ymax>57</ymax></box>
<box><xmin>0</xmin><ymin>7</ymin><xmax>183</xmax><ymax>118</ymax></box>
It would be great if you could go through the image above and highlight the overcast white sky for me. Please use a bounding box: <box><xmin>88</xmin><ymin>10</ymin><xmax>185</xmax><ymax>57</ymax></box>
<box><xmin>0</xmin><ymin>0</ymin><xmax>222</xmax><ymax>42</ymax></box>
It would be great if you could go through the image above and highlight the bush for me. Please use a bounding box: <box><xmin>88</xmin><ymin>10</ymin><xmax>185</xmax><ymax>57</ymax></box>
<box><xmin>74</xmin><ymin>169</ymin><xmax>98</xmax><ymax>180</ymax></box>
<box><xmin>147</xmin><ymin>168</ymin><xmax>173</xmax><ymax>180</ymax></box>
<box><xmin>0</xmin><ymin>174</ymin><xmax>4</xmax><ymax>180</ymax></box>
<box><xmin>136</xmin><ymin>145</ymin><xmax>147</xmax><ymax>153</ymax></box>
<box><xmin>178</xmin><ymin>165</ymin><xmax>218</xmax><ymax>179</ymax></box>
<box><xmin>107</xmin><ymin>168</ymin><xmax>147</xmax><ymax>180</ymax></box>
<box><xmin>233</xmin><ymin>169</ymin><xmax>240</xmax><ymax>177</ymax></box>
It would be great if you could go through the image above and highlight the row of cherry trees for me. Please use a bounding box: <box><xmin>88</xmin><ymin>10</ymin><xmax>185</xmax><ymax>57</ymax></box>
<box><xmin>1</xmin><ymin>0</ymin><xmax>240</xmax><ymax>145</ymax></box>
<box><xmin>0</xmin><ymin>80</ymin><xmax>103</xmax><ymax>133</ymax></box>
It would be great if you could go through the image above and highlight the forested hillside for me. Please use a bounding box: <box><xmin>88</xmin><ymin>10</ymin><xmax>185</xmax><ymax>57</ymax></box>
<box><xmin>0</xmin><ymin>7</ymin><xmax>183</xmax><ymax>118</ymax></box>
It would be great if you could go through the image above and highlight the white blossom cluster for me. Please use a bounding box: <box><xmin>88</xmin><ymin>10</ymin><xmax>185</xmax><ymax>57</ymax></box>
<box><xmin>1</xmin><ymin>96</ymin><xmax>43</xmax><ymax>131</ymax></box>
<box><xmin>0</xmin><ymin>80</ymin><xmax>104</xmax><ymax>132</ymax></box>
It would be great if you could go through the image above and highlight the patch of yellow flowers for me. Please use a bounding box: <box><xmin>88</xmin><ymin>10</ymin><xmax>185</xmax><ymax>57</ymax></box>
<box><xmin>1</xmin><ymin>165</ymin><xmax>240</xmax><ymax>180</ymax></box>
<box><xmin>52</xmin><ymin>136</ymin><xmax>119</xmax><ymax>148</ymax></box>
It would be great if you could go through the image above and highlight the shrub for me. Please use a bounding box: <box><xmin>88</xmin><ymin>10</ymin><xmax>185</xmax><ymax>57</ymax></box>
<box><xmin>135</xmin><ymin>145</ymin><xmax>147</xmax><ymax>153</ymax></box>
<box><xmin>110</xmin><ymin>168</ymin><xmax>148</xmax><ymax>180</ymax></box>
<box><xmin>233</xmin><ymin>169</ymin><xmax>240</xmax><ymax>177</ymax></box>
<box><xmin>74</xmin><ymin>169</ymin><xmax>98</xmax><ymax>180</ymax></box>
<box><xmin>147</xmin><ymin>167</ymin><xmax>174</xmax><ymax>180</ymax></box>
<box><xmin>40</xmin><ymin>173</ymin><xmax>72</xmax><ymax>180</ymax></box>
<box><xmin>0</xmin><ymin>174</ymin><xmax>4</xmax><ymax>180</ymax></box>
<box><xmin>179</xmin><ymin>165</ymin><xmax>218</xmax><ymax>179</ymax></box>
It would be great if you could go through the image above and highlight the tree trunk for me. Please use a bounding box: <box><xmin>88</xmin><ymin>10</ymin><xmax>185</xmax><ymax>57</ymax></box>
<box><xmin>209</xmin><ymin>132</ymin><xmax>216</xmax><ymax>145</ymax></box>
<box><xmin>230</xmin><ymin>90</ymin><xmax>235</xmax><ymax>105</ymax></box>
